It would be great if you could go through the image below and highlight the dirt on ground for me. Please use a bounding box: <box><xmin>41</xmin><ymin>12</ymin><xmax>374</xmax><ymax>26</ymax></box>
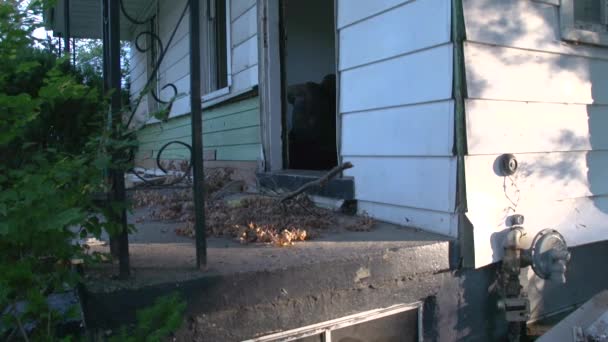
<box><xmin>131</xmin><ymin>168</ymin><xmax>373</xmax><ymax>247</ymax></box>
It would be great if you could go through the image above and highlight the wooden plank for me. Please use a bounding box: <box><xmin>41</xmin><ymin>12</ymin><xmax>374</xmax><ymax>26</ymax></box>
<box><xmin>215</xmin><ymin>144</ymin><xmax>261</xmax><ymax>161</ymax></box>
<box><xmin>232</xmin><ymin>35</ymin><xmax>258</xmax><ymax>75</ymax></box>
<box><xmin>232</xmin><ymin>4</ymin><xmax>257</xmax><ymax>47</ymax></box>
<box><xmin>344</xmin><ymin>156</ymin><xmax>457</xmax><ymax>212</ymax></box>
<box><xmin>341</xmin><ymin>100</ymin><xmax>454</xmax><ymax>157</ymax></box>
<box><xmin>358</xmin><ymin>200</ymin><xmax>457</xmax><ymax>237</ymax></box>
<box><xmin>340</xmin><ymin>44</ymin><xmax>453</xmax><ymax>113</ymax></box>
<box><xmin>231</xmin><ymin>0</ymin><xmax>256</xmax><ymax>22</ymax></box>
<box><xmin>339</xmin><ymin>0</ymin><xmax>451</xmax><ymax>70</ymax></box>
<box><xmin>464</xmin><ymin>41</ymin><xmax>608</xmax><ymax>105</ymax></box>
<box><xmin>139</xmin><ymin>108</ymin><xmax>260</xmax><ymax>141</ymax></box>
<box><xmin>467</xmin><ymin>194</ymin><xmax>608</xmax><ymax>267</ymax></box>
<box><xmin>232</xmin><ymin>64</ymin><xmax>258</xmax><ymax>91</ymax></box>
<box><xmin>466</xmin><ymin>100</ymin><xmax>608</xmax><ymax>155</ymax></box>
<box><xmin>337</xmin><ymin>0</ymin><xmax>412</xmax><ymax>29</ymax></box>
<box><xmin>204</xmin><ymin>126</ymin><xmax>260</xmax><ymax>147</ymax></box>
<box><xmin>465</xmin><ymin>151</ymin><xmax>608</xmax><ymax>203</ymax></box>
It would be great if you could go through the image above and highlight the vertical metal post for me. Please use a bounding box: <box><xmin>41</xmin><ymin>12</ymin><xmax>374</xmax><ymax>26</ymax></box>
<box><xmin>63</xmin><ymin>0</ymin><xmax>70</xmax><ymax>54</ymax></box>
<box><xmin>189</xmin><ymin>0</ymin><xmax>207</xmax><ymax>268</ymax></box>
<box><xmin>105</xmin><ymin>0</ymin><xmax>130</xmax><ymax>278</ymax></box>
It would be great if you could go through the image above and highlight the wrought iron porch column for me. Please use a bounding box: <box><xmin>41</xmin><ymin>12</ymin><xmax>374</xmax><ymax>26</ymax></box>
<box><xmin>102</xmin><ymin>0</ymin><xmax>130</xmax><ymax>278</ymax></box>
<box><xmin>189</xmin><ymin>0</ymin><xmax>207</xmax><ymax>268</ymax></box>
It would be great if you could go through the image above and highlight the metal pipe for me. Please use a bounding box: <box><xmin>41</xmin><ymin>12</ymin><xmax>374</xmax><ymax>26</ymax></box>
<box><xmin>189</xmin><ymin>0</ymin><xmax>207</xmax><ymax>268</ymax></box>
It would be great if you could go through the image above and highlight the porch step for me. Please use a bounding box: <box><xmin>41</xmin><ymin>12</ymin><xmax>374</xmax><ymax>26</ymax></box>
<box><xmin>256</xmin><ymin>170</ymin><xmax>355</xmax><ymax>200</ymax></box>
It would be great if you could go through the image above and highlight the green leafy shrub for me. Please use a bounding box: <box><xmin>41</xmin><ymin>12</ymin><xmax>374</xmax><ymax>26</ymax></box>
<box><xmin>0</xmin><ymin>1</ymin><xmax>134</xmax><ymax>340</ymax></box>
<box><xmin>109</xmin><ymin>293</ymin><xmax>187</xmax><ymax>342</ymax></box>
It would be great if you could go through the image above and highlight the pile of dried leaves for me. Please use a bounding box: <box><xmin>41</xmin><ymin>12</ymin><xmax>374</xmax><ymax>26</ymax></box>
<box><xmin>132</xmin><ymin>168</ymin><xmax>372</xmax><ymax>246</ymax></box>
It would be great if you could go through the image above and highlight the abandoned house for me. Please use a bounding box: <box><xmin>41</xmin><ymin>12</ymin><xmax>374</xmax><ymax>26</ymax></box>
<box><xmin>46</xmin><ymin>0</ymin><xmax>608</xmax><ymax>340</ymax></box>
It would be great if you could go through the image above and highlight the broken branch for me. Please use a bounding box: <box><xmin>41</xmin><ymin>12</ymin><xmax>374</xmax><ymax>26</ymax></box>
<box><xmin>279</xmin><ymin>162</ymin><xmax>353</xmax><ymax>203</ymax></box>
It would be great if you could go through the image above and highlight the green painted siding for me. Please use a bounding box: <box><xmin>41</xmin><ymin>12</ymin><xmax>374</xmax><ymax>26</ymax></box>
<box><xmin>135</xmin><ymin>96</ymin><xmax>261</xmax><ymax>162</ymax></box>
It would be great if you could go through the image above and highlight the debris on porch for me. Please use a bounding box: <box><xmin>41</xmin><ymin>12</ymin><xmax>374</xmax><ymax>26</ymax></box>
<box><xmin>130</xmin><ymin>166</ymin><xmax>374</xmax><ymax>247</ymax></box>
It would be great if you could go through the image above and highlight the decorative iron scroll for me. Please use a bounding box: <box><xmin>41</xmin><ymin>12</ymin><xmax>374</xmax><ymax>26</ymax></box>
<box><xmin>121</xmin><ymin>0</ymin><xmax>193</xmax><ymax>186</ymax></box>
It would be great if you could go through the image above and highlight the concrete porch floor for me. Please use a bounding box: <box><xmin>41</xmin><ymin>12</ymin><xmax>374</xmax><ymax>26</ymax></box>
<box><xmin>86</xmin><ymin>206</ymin><xmax>451</xmax><ymax>289</ymax></box>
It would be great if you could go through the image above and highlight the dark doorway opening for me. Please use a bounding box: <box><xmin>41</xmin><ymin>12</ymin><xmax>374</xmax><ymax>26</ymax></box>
<box><xmin>280</xmin><ymin>0</ymin><xmax>337</xmax><ymax>171</ymax></box>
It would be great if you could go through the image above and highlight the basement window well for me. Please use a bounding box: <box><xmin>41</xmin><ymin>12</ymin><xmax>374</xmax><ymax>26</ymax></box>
<box><xmin>245</xmin><ymin>303</ymin><xmax>422</xmax><ymax>342</ymax></box>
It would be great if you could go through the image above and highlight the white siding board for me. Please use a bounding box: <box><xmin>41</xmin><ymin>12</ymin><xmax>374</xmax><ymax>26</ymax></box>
<box><xmin>463</xmin><ymin>0</ymin><xmax>608</xmax><ymax>60</ymax></box>
<box><xmin>464</xmin><ymin>42</ymin><xmax>608</xmax><ymax>105</ymax></box>
<box><xmin>232</xmin><ymin>35</ymin><xmax>258</xmax><ymax>75</ymax></box>
<box><xmin>343</xmin><ymin>156</ymin><xmax>457</xmax><ymax>212</ymax></box>
<box><xmin>231</xmin><ymin>0</ymin><xmax>256</xmax><ymax>22</ymax></box>
<box><xmin>358</xmin><ymin>201</ymin><xmax>458</xmax><ymax>237</ymax></box>
<box><xmin>337</xmin><ymin>0</ymin><xmax>412</xmax><ymax>29</ymax></box>
<box><xmin>465</xmin><ymin>151</ymin><xmax>608</xmax><ymax>212</ymax></box>
<box><xmin>232</xmin><ymin>5</ymin><xmax>257</xmax><ymax>47</ymax></box>
<box><xmin>340</xmin><ymin>44</ymin><xmax>453</xmax><ymax>113</ymax></box>
<box><xmin>339</xmin><ymin>0</ymin><xmax>451</xmax><ymax>70</ymax></box>
<box><xmin>232</xmin><ymin>65</ymin><xmax>258</xmax><ymax>92</ymax></box>
<box><xmin>342</xmin><ymin>101</ymin><xmax>454</xmax><ymax>156</ymax></box>
<box><xmin>466</xmin><ymin>100</ymin><xmax>608</xmax><ymax>154</ymax></box>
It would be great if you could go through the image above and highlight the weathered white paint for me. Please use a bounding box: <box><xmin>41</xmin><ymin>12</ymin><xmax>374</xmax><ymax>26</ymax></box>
<box><xmin>130</xmin><ymin>0</ymin><xmax>259</xmax><ymax>120</ymax></box>
<box><xmin>463</xmin><ymin>0</ymin><xmax>608</xmax><ymax>267</ymax></box>
<box><xmin>344</xmin><ymin>156</ymin><xmax>457</xmax><ymax>214</ymax></box>
<box><xmin>337</xmin><ymin>0</ymin><xmax>412</xmax><ymax>29</ymax></box>
<box><xmin>232</xmin><ymin>4</ymin><xmax>257</xmax><ymax>47</ymax></box>
<box><xmin>232</xmin><ymin>35</ymin><xmax>258</xmax><ymax>75</ymax></box>
<box><xmin>341</xmin><ymin>101</ymin><xmax>454</xmax><ymax>157</ymax></box>
<box><xmin>358</xmin><ymin>201</ymin><xmax>458</xmax><ymax>237</ymax></box>
<box><xmin>337</xmin><ymin>0</ymin><xmax>455</xmax><ymax>237</ymax></box>
<box><xmin>339</xmin><ymin>0</ymin><xmax>450</xmax><ymax>70</ymax></box>
<box><xmin>464</xmin><ymin>41</ymin><xmax>608</xmax><ymax>105</ymax></box>
<box><xmin>340</xmin><ymin>43</ymin><xmax>453</xmax><ymax>113</ymax></box>
<box><xmin>465</xmin><ymin>100</ymin><xmax>608</xmax><ymax>154</ymax></box>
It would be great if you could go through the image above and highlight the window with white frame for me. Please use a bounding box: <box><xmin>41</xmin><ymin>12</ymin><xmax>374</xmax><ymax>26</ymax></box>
<box><xmin>200</xmin><ymin>0</ymin><xmax>232</xmax><ymax>101</ymax></box>
<box><xmin>561</xmin><ymin>0</ymin><xmax>608</xmax><ymax>46</ymax></box>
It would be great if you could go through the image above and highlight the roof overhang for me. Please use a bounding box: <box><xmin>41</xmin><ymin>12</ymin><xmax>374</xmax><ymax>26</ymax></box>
<box><xmin>44</xmin><ymin>0</ymin><xmax>153</xmax><ymax>40</ymax></box>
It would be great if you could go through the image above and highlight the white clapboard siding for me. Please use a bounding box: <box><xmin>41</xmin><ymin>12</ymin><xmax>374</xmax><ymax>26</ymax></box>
<box><xmin>463</xmin><ymin>0</ymin><xmax>608</xmax><ymax>60</ymax></box>
<box><xmin>232</xmin><ymin>4</ymin><xmax>257</xmax><ymax>47</ymax></box>
<box><xmin>343</xmin><ymin>157</ymin><xmax>457</xmax><ymax>213</ymax></box>
<box><xmin>340</xmin><ymin>44</ymin><xmax>453</xmax><ymax>113</ymax></box>
<box><xmin>462</xmin><ymin>0</ymin><xmax>608</xmax><ymax>267</ymax></box>
<box><xmin>232</xmin><ymin>35</ymin><xmax>258</xmax><ymax>75</ymax></box>
<box><xmin>464</xmin><ymin>42</ymin><xmax>608</xmax><ymax>105</ymax></box>
<box><xmin>337</xmin><ymin>0</ymin><xmax>412</xmax><ymax>29</ymax></box>
<box><xmin>337</xmin><ymin>0</ymin><xmax>455</xmax><ymax>236</ymax></box>
<box><xmin>339</xmin><ymin>0</ymin><xmax>450</xmax><ymax>70</ymax></box>
<box><xmin>233</xmin><ymin>65</ymin><xmax>258</xmax><ymax>92</ymax></box>
<box><xmin>231</xmin><ymin>0</ymin><xmax>256</xmax><ymax>22</ymax></box>
<box><xmin>358</xmin><ymin>201</ymin><xmax>458</xmax><ymax>237</ymax></box>
<box><xmin>342</xmin><ymin>100</ymin><xmax>454</xmax><ymax>157</ymax></box>
<box><xmin>466</xmin><ymin>151</ymin><xmax>608</xmax><ymax>204</ymax></box>
<box><xmin>465</xmin><ymin>100</ymin><xmax>608</xmax><ymax>155</ymax></box>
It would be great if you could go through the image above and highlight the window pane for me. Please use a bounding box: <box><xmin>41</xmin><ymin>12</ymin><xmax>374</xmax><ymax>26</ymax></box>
<box><xmin>331</xmin><ymin>310</ymin><xmax>419</xmax><ymax>342</ymax></box>
<box><xmin>215</xmin><ymin>0</ymin><xmax>228</xmax><ymax>90</ymax></box>
<box><xmin>574</xmin><ymin>0</ymin><xmax>601</xmax><ymax>24</ymax></box>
